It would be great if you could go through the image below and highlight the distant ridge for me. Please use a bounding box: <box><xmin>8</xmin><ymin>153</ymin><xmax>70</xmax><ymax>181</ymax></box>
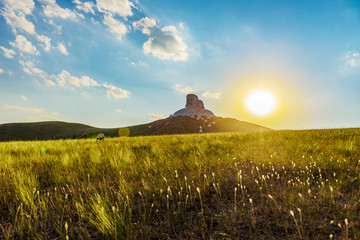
<box><xmin>0</xmin><ymin>117</ymin><xmax>272</xmax><ymax>142</ymax></box>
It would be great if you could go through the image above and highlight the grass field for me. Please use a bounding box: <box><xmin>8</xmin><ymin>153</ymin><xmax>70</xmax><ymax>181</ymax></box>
<box><xmin>0</xmin><ymin>129</ymin><xmax>359</xmax><ymax>239</ymax></box>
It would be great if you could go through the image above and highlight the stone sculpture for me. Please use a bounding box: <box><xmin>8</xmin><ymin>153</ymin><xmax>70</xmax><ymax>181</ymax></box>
<box><xmin>171</xmin><ymin>94</ymin><xmax>215</xmax><ymax>117</ymax></box>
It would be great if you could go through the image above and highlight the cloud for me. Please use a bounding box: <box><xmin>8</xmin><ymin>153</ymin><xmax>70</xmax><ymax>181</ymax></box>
<box><xmin>149</xmin><ymin>113</ymin><xmax>165</xmax><ymax>121</ymax></box>
<box><xmin>38</xmin><ymin>0</ymin><xmax>81</xmax><ymax>20</ymax></box>
<box><xmin>19</xmin><ymin>59</ymin><xmax>34</xmax><ymax>68</ymax></box>
<box><xmin>133</xmin><ymin>17</ymin><xmax>156</xmax><ymax>34</ymax></box>
<box><xmin>57</xmin><ymin>42</ymin><xmax>69</xmax><ymax>55</ymax></box>
<box><xmin>73</xmin><ymin>0</ymin><xmax>96</xmax><ymax>14</ymax></box>
<box><xmin>26</xmin><ymin>114</ymin><xmax>62</xmax><ymax>121</ymax></box>
<box><xmin>23</xmin><ymin>67</ymin><xmax>45</xmax><ymax>75</ymax></box>
<box><xmin>174</xmin><ymin>84</ymin><xmax>194</xmax><ymax>94</ymax></box>
<box><xmin>0</xmin><ymin>68</ymin><xmax>4</xmax><ymax>74</ymax></box>
<box><xmin>202</xmin><ymin>91</ymin><xmax>222</xmax><ymax>100</ymax></box>
<box><xmin>44</xmin><ymin>18</ymin><xmax>62</xmax><ymax>34</ymax></box>
<box><xmin>10</xmin><ymin>35</ymin><xmax>40</xmax><ymax>55</ymax></box>
<box><xmin>56</xmin><ymin>70</ymin><xmax>99</xmax><ymax>87</ymax></box>
<box><xmin>96</xmin><ymin>0</ymin><xmax>134</xmax><ymax>18</ymax></box>
<box><xmin>25</xmin><ymin>116</ymin><xmax>41</xmax><ymax>121</ymax></box>
<box><xmin>103</xmin><ymin>83</ymin><xmax>130</xmax><ymax>99</ymax></box>
<box><xmin>39</xmin><ymin>114</ymin><xmax>62</xmax><ymax>121</ymax></box>
<box><xmin>21</xmin><ymin>95</ymin><xmax>28</xmax><ymax>101</ymax></box>
<box><xmin>115</xmin><ymin>109</ymin><xmax>122</xmax><ymax>113</ymax></box>
<box><xmin>45</xmin><ymin>80</ymin><xmax>56</xmax><ymax>87</ymax></box>
<box><xmin>0</xmin><ymin>46</ymin><xmax>16</xmax><ymax>58</ymax></box>
<box><xmin>3</xmin><ymin>104</ymin><xmax>62</xmax><ymax>121</ymax></box>
<box><xmin>103</xmin><ymin>14</ymin><xmax>128</xmax><ymax>40</ymax></box>
<box><xmin>345</xmin><ymin>51</ymin><xmax>360</xmax><ymax>68</ymax></box>
<box><xmin>36</xmin><ymin>35</ymin><xmax>52</xmax><ymax>52</ymax></box>
<box><xmin>133</xmin><ymin>17</ymin><xmax>189</xmax><ymax>61</ymax></box>
<box><xmin>3</xmin><ymin>104</ymin><xmax>43</xmax><ymax>112</ymax></box>
<box><xmin>0</xmin><ymin>0</ymin><xmax>36</xmax><ymax>35</ymax></box>
<box><xmin>19</xmin><ymin>60</ymin><xmax>46</xmax><ymax>76</ymax></box>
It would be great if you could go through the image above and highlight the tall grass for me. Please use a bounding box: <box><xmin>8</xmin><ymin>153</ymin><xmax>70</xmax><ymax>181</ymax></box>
<box><xmin>0</xmin><ymin>129</ymin><xmax>359</xmax><ymax>239</ymax></box>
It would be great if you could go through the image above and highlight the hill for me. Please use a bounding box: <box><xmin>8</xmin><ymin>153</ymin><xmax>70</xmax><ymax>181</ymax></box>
<box><xmin>122</xmin><ymin>116</ymin><xmax>272</xmax><ymax>136</ymax></box>
<box><xmin>0</xmin><ymin>116</ymin><xmax>271</xmax><ymax>141</ymax></box>
<box><xmin>0</xmin><ymin>121</ymin><xmax>118</xmax><ymax>141</ymax></box>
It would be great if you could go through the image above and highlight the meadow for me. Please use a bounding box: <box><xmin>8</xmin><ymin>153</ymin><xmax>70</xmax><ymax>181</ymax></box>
<box><xmin>0</xmin><ymin>129</ymin><xmax>359</xmax><ymax>239</ymax></box>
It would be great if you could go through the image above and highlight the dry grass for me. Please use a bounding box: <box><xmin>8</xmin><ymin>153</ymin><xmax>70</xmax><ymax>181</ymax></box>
<box><xmin>0</xmin><ymin>129</ymin><xmax>359</xmax><ymax>239</ymax></box>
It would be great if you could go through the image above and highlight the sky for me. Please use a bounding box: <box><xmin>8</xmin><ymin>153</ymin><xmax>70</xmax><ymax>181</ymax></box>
<box><xmin>0</xmin><ymin>0</ymin><xmax>360</xmax><ymax>130</ymax></box>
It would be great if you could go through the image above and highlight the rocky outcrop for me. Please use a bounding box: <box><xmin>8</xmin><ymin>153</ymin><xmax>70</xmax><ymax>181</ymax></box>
<box><xmin>170</xmin><ymin>94</ymin><xmax>215</xmax><ymax>118</ymax></box>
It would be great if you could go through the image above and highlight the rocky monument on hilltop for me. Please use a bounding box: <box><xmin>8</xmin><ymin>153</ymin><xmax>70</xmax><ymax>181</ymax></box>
<box><xmin>171</xmin><ymin>94</ymin><xmax>215</xmax><ymax>118</ymax></box>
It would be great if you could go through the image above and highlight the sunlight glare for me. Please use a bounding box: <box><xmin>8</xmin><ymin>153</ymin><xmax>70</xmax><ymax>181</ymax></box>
<box><xmin>245</xmin><ymin>89</ymin><xmax>277</xmax><ymax>117</ymax></box>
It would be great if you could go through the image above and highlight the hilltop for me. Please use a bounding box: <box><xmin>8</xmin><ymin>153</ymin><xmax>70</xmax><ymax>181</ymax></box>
<box><xmin>0</xmin><ymin>116</ymin><xmax>271</xmax><ymax>141</ymax></box>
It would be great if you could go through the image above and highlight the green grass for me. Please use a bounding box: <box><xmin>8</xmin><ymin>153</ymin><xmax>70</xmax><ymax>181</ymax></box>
<box><xmin>0</xmin><ymin>129</ymin><xmax>359</xmax><ymax>239</ymax></box>
<box><xmin>0</xmin><ymin>117</ymin><xmax>271</xmax><ymax>141</ymax></box>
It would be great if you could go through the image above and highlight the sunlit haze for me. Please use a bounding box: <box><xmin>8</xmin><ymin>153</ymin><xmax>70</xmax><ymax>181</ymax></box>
<box><xmin>1</xmin><ymin>0</ymin><xmax>360</xmax><ymax>129</ymax></box>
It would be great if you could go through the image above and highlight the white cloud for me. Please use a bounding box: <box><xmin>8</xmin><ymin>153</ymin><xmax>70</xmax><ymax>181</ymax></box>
<box><xmin>25</xmin><ymin>116</ymin><xmax>41</xmax><ymax>121</ymax></box>
<box><xmin>1</xmin><ymin>0</ymin><xmax>36</xmax><ymax>35</ymax></box>
<box><xmin>1</xmin><ymin>0</ymin><xmax>35</xmax><ymax>14</ymax></box>
<box><xmin>133</xmin><ymin>17</ymin><xmax>189</xmax><ymax>61</ymax></box>
<box><xmin>133</xmin><ymin>17</ymin><xmax>156</xmax><ymax>35</ymax></box>
<box><xmin>26</xmin><ymin>114</ymin><xmax>62</xmax><ymax>121</ymax></box>
<box><xmin>57</xmin><ymin>42</ymin><xmax>69</xmax><ymax>55</ymax></box>
<box><xmin>21</xmin><ymin>95</ymin><xmax>28</xmax><ymax>101</ymax></box>
<box><xmin>19</xmin><ymin>60</ymin><xmax>46</xmax><ymax>76</ymax></box>
<box><xmin>103</xmin><ymin>14</ymin><xmax>128</xmax><ymax>40</ymax></box>
<box><xmin>45</xmin><ymin>80</ymin><xmax>56</xmax><ymax>87</ymax></box>
<box><xmin>38</xmin><ymin>0</ymin><xmax>81</xmax><ymax>20</ymax></box>
<box><xmin>115</xmin><ymin>109</ymin><xmax>122</xmax><ymax>113</ymax></box>
<box><xmin>174</xmin><ymin>84</ymin><xmax>194</xmax><ymax>94</ymax></box>
<box><xmin>73</xmin><ymin>0</ymin><xmax>96</xmax><ymax>14</ymax></box>
<box><xmin>0</xmin><ymin>46</ymin><xmax>16</xmax><ymax>58</ymax></box>
<box><xmin>3</xmin><ymin>104</ymin><xmax>43</xmax><ymax>112</ymax></box>
<box><xmin>103</xmin><ymin>83</ymin><xmax>130</xmax><ymax>99</ymax></box>
<box><xmin>10</xmin><ymin>35</ymin><xmax>40</xmax><ymax>55</ymax></box>
<box><xmin>149</xmin><ymin>113</ymin><xmax>165</xmax><ymax>121</ymax></box>
<box><xmin>56</xmin><ymin>70</ymin><xmax>99</xmax><ymax>88</ymax></box>
<box><xmin>345</xmin><ymin>51</ymin><xmax>360</xmax><ymax>68</ymax></box>
<box><xmin>36</xmin><ymin>35</ymin><xmax>52</xmax><ymax>52</ymax></box>
<box><xmin>0</xmin><ymin>69</ymin><xmax>4</xmax><ymax>74</ymax></box>
<box><xmin>23</xmin><ymin>68</ymin><xmax>32</xmax><ymax>74</ymax></box>
<box><xmin>202</xmin><ymin>91</ymin><xmax>222</xmax><ymax>100</ymax></box>
<box><xmin>96</xmin><ymin>0</ymin><xmax>134</xmax><ymax>18</ymax></box>
<box><xmin>19</xmin><ymin>59</ymin><xmax>34</xmax><ymax>68</ymax></box>
<box><xmin>52</xmin><ymin>112</ymin><xmax>60</xmax><ymax>115</ymax></box>
<box><xmin>23</xmin><ymin>67</ymin><xmax>45</xmax><ymax>76</ymax></box>
<box><xmin>40</xmin><ymin>114</ymin><xmax>61</xmax><ymax>121</ymax></box>
<box><xmin>44</xmin><ymin>18</ymin><xmax>62</xmax><ymax>34</ymax></box>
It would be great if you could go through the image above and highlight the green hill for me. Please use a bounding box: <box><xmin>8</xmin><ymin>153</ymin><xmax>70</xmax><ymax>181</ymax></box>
<box><xmin>0</xmin><ymin>116</ymin><xmax>272</xmax><ymax>141</ymax></box>
<box><xmin>0</xmin><ymin>121</ymin><xmax>118</xmax><ymax>141</ymax></box>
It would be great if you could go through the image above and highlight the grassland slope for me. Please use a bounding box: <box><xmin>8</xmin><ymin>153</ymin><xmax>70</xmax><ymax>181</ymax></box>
<box><xmin>0</xmin><ymin>128</ymin><xmax>359</xmax><ymax>239</ymax></box>
<box><xmin>0</xmin><ymin>116</ymin><xmax>271</xmax><ymax>141</ymax></box>
<box><xmin>0</xmin><ymin>121</ymin><xmax>118</xmax><ymax>141</ymax></box>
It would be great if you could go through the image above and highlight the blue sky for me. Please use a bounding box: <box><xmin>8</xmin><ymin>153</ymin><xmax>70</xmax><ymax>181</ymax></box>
<box><xmin>0</xmin><ymin>0</ymin><xmax>360</xmax><ymax>129</ymax></box>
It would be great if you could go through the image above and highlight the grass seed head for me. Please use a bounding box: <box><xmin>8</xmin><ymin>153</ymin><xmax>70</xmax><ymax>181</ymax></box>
<box><xmin>290</xmin><ymin>210</ymin><xmax>294</xmax><ymax>217</ymax></box>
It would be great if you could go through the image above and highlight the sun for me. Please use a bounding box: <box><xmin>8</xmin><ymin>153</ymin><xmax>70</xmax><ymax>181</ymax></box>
<box><xmin>245</xmin><ymin>89</ymin><xmax>277</xmax><ymax>117</ymax></box>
